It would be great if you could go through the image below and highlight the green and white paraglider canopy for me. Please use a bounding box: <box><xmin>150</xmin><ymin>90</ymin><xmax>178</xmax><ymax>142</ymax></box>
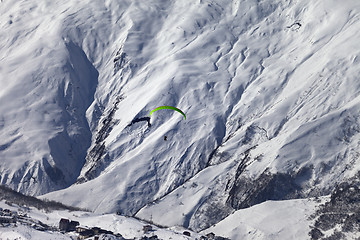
<box><xmin>149</xmin><ymin>106</ymin><xmax>186</xmax><ymax>120</ymax></box>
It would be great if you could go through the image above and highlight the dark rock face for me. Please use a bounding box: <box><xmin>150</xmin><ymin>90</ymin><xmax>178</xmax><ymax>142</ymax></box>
<box><xmin>77</xmin><ymin>95</ymin><xmax>124</xmax><ymax>183</ymax></box>
<box><xmin>309</xmin><ymin>172</ymin><xmax>360</xmax><ymax>239</ymax></box>
<box><xmin>226</xmin><ymin>166</ymin><xmax>312</xmax><ymax>210</ymax></box>
<box><xmin>189</xmin><ymin>200</ymin><xmax>233</xmax><ymax>232</ymax></box>
<box><xmin>310</xmin><ymin>228</ymin><xmax>324</xmax><ymax>240</ymax></box>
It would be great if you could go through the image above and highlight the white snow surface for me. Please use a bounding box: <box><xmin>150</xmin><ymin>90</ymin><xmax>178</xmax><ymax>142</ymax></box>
<box><xmin>203</xmin><ymin>198</ymin><xmax>324</xmax><ymax>240</ymax></box>
<box><xmin>0</xmin><ymin>198</ymin><xmax>321</xmax><ymax>240</ymax></box>
<box><xmin>2</xmin><ymin>0</ymin><xmax>360</xmax><ymax>238</ymax></box>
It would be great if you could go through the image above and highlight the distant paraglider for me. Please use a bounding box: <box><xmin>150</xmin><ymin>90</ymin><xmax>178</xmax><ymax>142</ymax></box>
<box><xmin>149</xmin><ymin>106</ymin><xmax>186</xmax><ymax>120</ymax></box>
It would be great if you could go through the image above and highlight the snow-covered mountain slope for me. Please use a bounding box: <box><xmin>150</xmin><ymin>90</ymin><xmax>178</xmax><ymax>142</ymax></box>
<box><xmin>2</xmin><ymin>0</ymin><xmax>360</xmax><ymax>238</ymax></box>
<box><xmin>202</xmin><ymin>197</ymin><xmax>324</xmax><ymax>240</ymax></box>
<box><xmin>0</xmin><ymin>0</ymin><xmax>104</xmax><ymax>195</ymax></box>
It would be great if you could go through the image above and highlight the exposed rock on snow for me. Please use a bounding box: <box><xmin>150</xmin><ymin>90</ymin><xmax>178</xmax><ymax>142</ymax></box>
<box><xmin>309</xmin><ymin>172</ymin><xmax>360</xmax><ymax>239</ymax></box>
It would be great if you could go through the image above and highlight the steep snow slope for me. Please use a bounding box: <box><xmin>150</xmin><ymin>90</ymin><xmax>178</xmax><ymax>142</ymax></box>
<box><xmin>0</xmin><ymin>0</ymin><xmax>136</xmax><ymax>194</ymax></box>
<box><xmin>135</xmin><ymin>0</ymin><xmax>360</xmax><ymax>230</ymax></box>
<box><xmin>46</xmin><ymin>0</ymin><xmax>360</xmax><ymax>213</ymax></box>
<box><xmin>2</xmin><ymin>0</ymin><xmax>360</xmax><ymax>237</ymax></box>
<box><xmin>0</xmin><ymin>0</ymin><xmax>108</xmax><ymax>194</ymax></box>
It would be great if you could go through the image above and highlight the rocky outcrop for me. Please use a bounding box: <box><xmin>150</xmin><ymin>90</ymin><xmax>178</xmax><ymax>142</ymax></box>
<box><xmin>227</xmin><ymin>164</ymin><xmax>313</xmax><ymax>210</ymax></box>
<box><xmin>309</xmin><ymin>172</ymin><xmax>360</xmax><ymax>239</ymax></box>
<box><xmin>77</xmin><ymin>95</ymin><xmax>124</xmax><ymax>183</ymax></box>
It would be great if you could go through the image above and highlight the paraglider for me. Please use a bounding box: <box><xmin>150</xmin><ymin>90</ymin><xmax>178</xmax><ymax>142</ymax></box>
<box><xmin>149</xmin><ymin>106</ymin><xmax>186</xmax><ymax>120</ymax></box>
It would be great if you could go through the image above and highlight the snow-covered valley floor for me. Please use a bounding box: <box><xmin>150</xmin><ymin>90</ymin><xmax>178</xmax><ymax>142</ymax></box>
<box><xmin>0</xmin><ymin>197</ymin><xmax>325</xmax><ymax>240</ymax></box>
<box><xmin>0</xmin><ymin>199</ymin><xmax>204</xmax><ymax>240</ymax></box>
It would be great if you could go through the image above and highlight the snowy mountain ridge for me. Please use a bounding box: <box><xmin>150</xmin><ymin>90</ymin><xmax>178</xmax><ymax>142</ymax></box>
<box><xmin>1</xmin><ymin>0</ymin><xmax>360</xmax><ymax>239</ymax></box>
